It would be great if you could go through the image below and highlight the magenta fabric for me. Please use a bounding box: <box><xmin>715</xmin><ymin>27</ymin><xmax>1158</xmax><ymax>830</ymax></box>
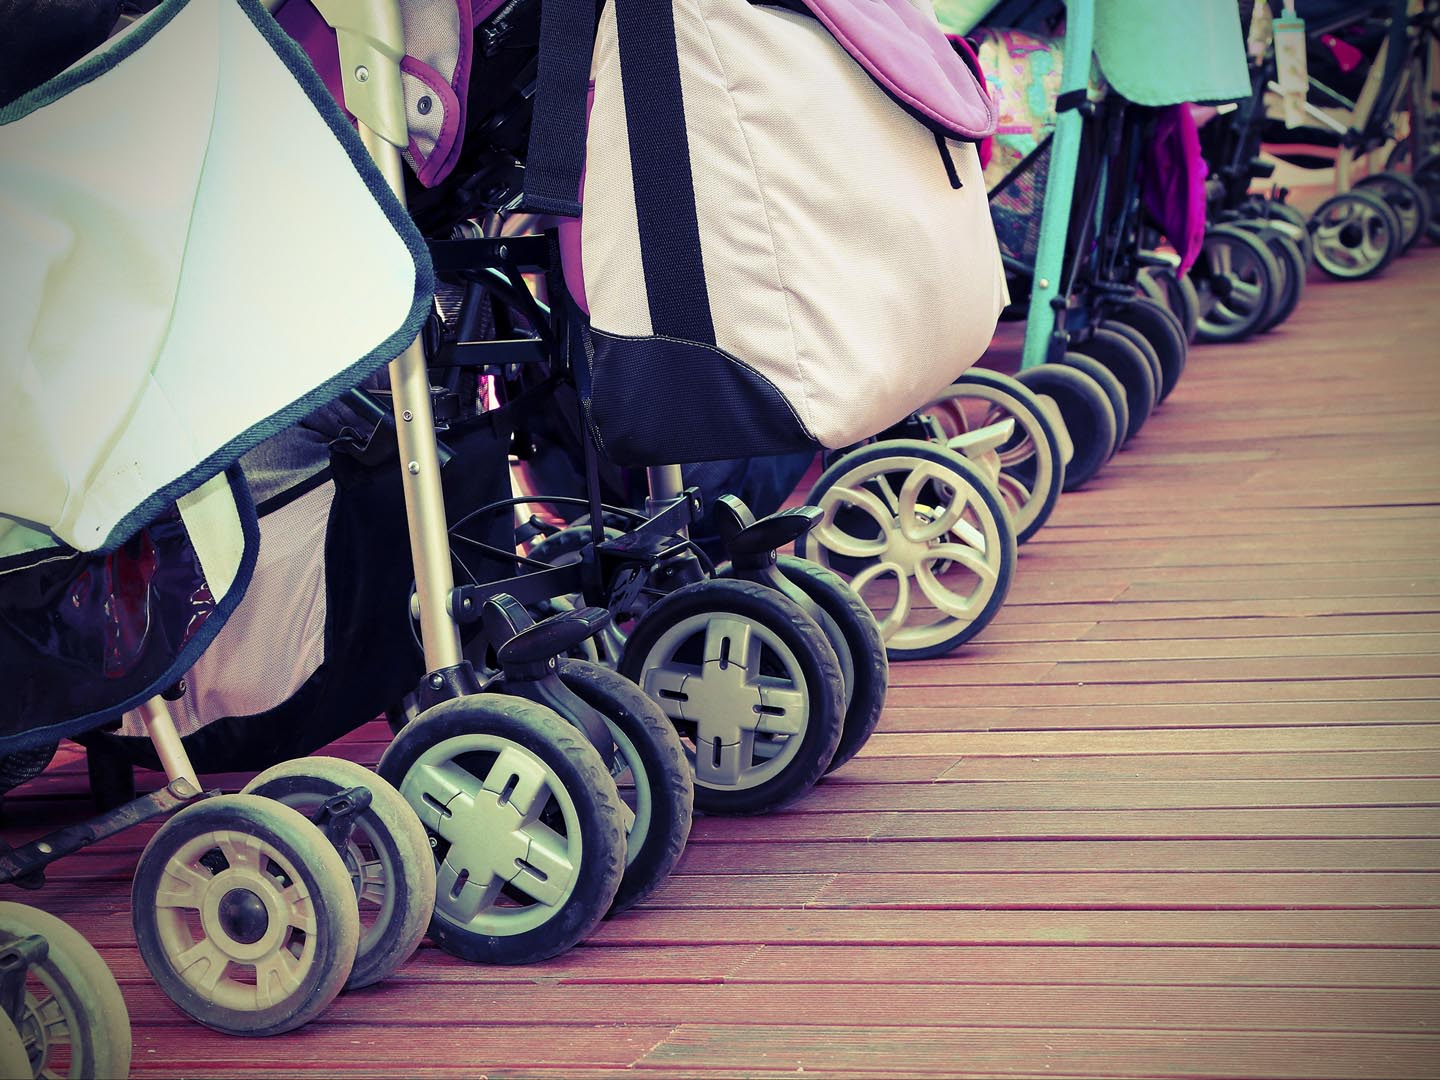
<box><xmin>947</xmin><ymin>33</ymin><xmax>994</xmax><ymax>168</ymax></box>
<box><xmin>276</xmin><ymin>0</ymin><xmax>476</xmax><ymax>188</ymax></box>
<box><xmin>1140</xmin><ymin>104</ymin><xmax>1209</xmax><ymax>275</ymax></box>
<box><xmin>801</xmin><ymin>0</ymin><xmax>997</xmax><ymax>138</ymax></box>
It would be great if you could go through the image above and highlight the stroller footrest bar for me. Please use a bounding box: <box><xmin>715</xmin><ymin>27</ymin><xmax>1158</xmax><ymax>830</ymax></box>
<box><xmin>0</xmin><ymin>779</ymin><xmax>206</xmax><ymax>889</ymax></box>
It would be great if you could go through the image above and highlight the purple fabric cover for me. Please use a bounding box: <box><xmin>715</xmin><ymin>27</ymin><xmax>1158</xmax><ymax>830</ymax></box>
<box><xmin>801</xmin><ymin>0</ymin><xmax>996</xmax><ymax>139</ymax></box>
<box><xmin>1139</xmin><ymin>104</ymin><xmax>1208</xmax><ymax>276</ymax></box>
<box><xmin>276</xmin><ymin>0</ymin><xmax>476</xmax><ymax>188</ymax></box>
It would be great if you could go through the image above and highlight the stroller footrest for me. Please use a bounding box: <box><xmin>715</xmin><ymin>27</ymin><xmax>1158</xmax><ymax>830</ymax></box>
<box><xmin>0</xmin><ymin>778</ymin><xmax>206</xmax><ymax>889</ymax></box>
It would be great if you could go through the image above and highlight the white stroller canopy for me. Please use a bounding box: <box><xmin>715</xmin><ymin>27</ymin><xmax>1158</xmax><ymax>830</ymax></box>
<box><xmin>0</xmin><ymin>0</ymin><xmax>431</xmax><ymax>552</ymax></box>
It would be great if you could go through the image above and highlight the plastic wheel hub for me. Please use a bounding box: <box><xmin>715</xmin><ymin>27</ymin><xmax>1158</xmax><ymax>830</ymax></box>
<box><xmin>216</xmin><ymin>889</ymin><xmax>270</xmax><ymax>946</ymax></box>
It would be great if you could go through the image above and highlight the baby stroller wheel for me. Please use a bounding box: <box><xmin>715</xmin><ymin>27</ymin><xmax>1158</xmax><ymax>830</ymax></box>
<box><xmin>0</xmin><ymin>1011</ymin><xmax>27</xmax><ymax>1079</ymax></box>
<box><xmin>132</xmin><ymin>795</ymin><xmax>360</xmax><ymax>1036</ymax></box>
<box><xmin>1105</xmin><ymin>298</ymin><xmax>1188</xmax><ymax>403</ymax></box>
<box><xmin>1070</xmin><ymin>327</ymin><xmax>1156</xmax><ymax>445</ymax></box>
<box><xmin>1354</xmin><ymin>172</ymin><xmax>1432</xmax><ymax>251</ymax></box>
<box><xmin>552</xmin><ymin>659</ymin><xmax>694</xmax><ymax>913</ymax></box>
<box><xmin>918</xmin><ymin>370</ymin><xmax>1067</xmax><ymax>543</ymax></box>
<box><xmin>1055</xmin><ymin>355</ymin><xmax>1129</xmax><ymax>460</ymax></box>
<box><xmin>798</xmin><ymin>440</ymin><xmax>1015</xmax><ymax>661</ymax></box>
<box><xmin>377</xmin><ymin>694</ymin><xmax>625</xmax><ymax>963</ymax></box>
<box><xmin>1097</xmin><ymin>322</ymin><xmax>1163</xmax><ymax>407</ymax></box>
<box><xmin>619</xmin><ymin>579</ymin><xmax>844</xmax><ymax>815</ymax></box>
<box><xmin>0</xmin><ymin>902</ymin><xmax>131</xmax><ymax>1077</ymax></box>
<box><xmin>733</xmin><ymin>555</ymin><xmax>889</xmax><ymax>775</ymax></box>
<box><xmin>1246</xmin><ymin>198</ymin><xmax>1314</xmax><ymax>267</ymax></box>
<box><xmin>1235</xmin><ymin>222</ymin><xmax>1306</xmax><ymax>332</ymax></box>
<box><xmin>1414</xmin><ymin>152</ymin><xmax>1440</xmax><ymax>243</ymax></box>
<box><xmin>1194</xmin><ymin>224</ymin><xmax>1279</xmax><ymax>341</ymax></box>
<box><xmin>1137</xmin><ymin>264</ymin><xmax>1200</xmax><ymax>343</ymax></box>
<box><xmin>1309</xmin><ymin>190</ymin><xmax>1400</xmax><ymax>281</ymax></box>
<box><xmin>1014</xmin><ymin>363</ymin><xmax>1118</xmax><ymax>491</ymax></box>
<box><xmin>240</xmin><ymin>757</ymin><xmax>436</xmax><ymax>990</ymax></box>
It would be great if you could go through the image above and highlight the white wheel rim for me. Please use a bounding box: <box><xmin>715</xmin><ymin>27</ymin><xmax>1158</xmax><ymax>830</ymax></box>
<box><xmin>1197</xmin><ymin>234</ymin><xmax>1270</xmax><ymax>333</ymax></box>
<box><xmin>809</xmin><ymin>451</ymin><xmax>1005</xmax><ymax>653</ymax></box>
<box><xmin>400</xmin><ymin>733</ymin><xmax>583</xmax><ymax>936</ymax></box>
<box><xmin>151</xmin><ymin>830</ymin><xmax>322</xmax><ymax>1013</ymax></box>
<box><xmin>606</xmin><ymin>718</ymin><xmax>652</xmax><ymax>866</ymax></box>
<box><xmin>638</xmin><ymin>611</ymin><xmax>809</xmax><ymax>792</ymax></box>
<box><xmin>1313</xmin><ymin>198</ymin><xmax>1393</xmax><ymax>276</ymax></box>
<box><xmin>15</xmin><ymin>976</ymin><xmax>75</xmax><ymax>1078</ymax></box>
<box><xmin>264</xmin><ymin>793</ymin><xmax>395</xmax><ymax>962</ymax></box>
<box><xmin>921</xmin><ymin>383</ymin><xmax>1054</xmax><ymax>536</ymax></box>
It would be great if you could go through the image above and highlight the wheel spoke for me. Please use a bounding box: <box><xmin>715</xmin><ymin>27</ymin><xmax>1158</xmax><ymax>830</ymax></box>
<box><xmin>402</xmin><ymin>759</ymin><xmax>479</xmax><ymax>820</ymax></box>
<box><xmin>702</xmin><ymin>616</ymin><xmax>757</xmax><ymax>671</ymax></box>
<box><xmin>916</xmin><ymin>545</ymin><xmax>998</xmax><ymax>616</ymax></box>
<box><xmin>357</xmin><ymin>858</ymin><xmax>388</xmax><ymax>906</ymax></box>
<box><xmin>852</xmin><ymin>561</ymin><xmax>910</xmax><ymax>637</ymax></box>
<box><xmin>155</xmin><ymin>860</ymin><xmax>213</xmax><ymax>910</ymax></box>
<box><xmin>996</xmin><ymin>436</ymin><xmax>1036</xmax><ymax>469</ymax></box>
<box><xmin>280</xmin><ymin>883</ymin><xmax>318</xmax><ymax>935</ymax></box>
<box><xmin>482</xmin><ymin>746</ymin><xmax>555</xmax><ymax>824</ymax></box>
<box><xmin>174</xmin><ymin>937</ymin><xmax>229</xmax><ymax>995</ymax></box>
<box><xmin>34</xmin><ymin>995</ymin><xmax>70</xmax><ymax>1047</ymax></box>
<box><xmin>642</xmin><ymin>664</ymin><xmax>693</xmax><ymax>719</ymax></box>
<box><xmin>1230</xmin><ymin>278</ymin><xmax>1263</xmax><ymax>307</ymax></box>
<box><xmin>898</xmin><ymin>467</ymin><xmax>967</xmax><ymax>543</ymax></box>
<box><xmin>814</xmin><ymin>484</ymin><xmax>895</xmax><ymax>559</ymax></box>
<box><xmin>996</xmin><ymin>473</ymin><xmax>1032</xmax><ymax>515</ymax></box>
<box><xmin>216</xmin><ymin>831</ymin><xmax>263</xmax><ymax>874</ymax></box>
<box><xmin>751</xmin><ymin>684</ymin><xmax>808</xmax><ymax>736</ymax></box>
<box><xmin>512</xmin><ymin>821</ymin><xmax>577</xmax><ymax>907</ymax></box>
<box><xmin>435</xmin><ymin>859</ymin><xmax>505</xmax><ymax>922</ymax></box>
<box><xmin>696</xmin><ymin>731</ymin><xmax>747</xmax><ymax>787</ymax></box>
<box><xmin>253</xmin><ymin>949</ymin><xmax>304</xmax><ymax>1009</ymax></box>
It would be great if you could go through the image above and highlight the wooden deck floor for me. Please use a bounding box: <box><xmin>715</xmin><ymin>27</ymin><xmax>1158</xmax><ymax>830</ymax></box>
<box><xmin>5</xmin><ymin>247</ymin><xmax>1440</xmax><ymax>1079</ymax></box>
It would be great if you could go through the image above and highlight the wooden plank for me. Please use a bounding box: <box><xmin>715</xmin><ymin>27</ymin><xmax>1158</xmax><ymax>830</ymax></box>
<box><xmin>860</xmin><ymin>726</ymin><xmax>1440</xmax><ymax>758</ymax></box>
<box><xmin>725</xmin><ymin>945</ymin><xmax>1440</xmax><ymax>988</ymax></box>
<box><xmin>639</xmin><ymin>1025</ymin><xmax>1440</xmax><ymax>1078</ymax></box>
<box><xmin>671</xmin><ymin>840</ymin><xmax>1440</xmax><ymax>875</ymax></box>
<box><xmin>873</xmin><ymin>700</ymin><xmax>1440</xmax><ymax>732</ymax></box>
<box><xmin>881</xmin><ymin>680</ymin><xmax>1440</xmax><ymax>709</ymax></box>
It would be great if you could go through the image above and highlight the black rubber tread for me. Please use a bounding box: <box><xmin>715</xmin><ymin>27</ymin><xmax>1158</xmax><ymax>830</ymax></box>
<box><xmin>1252</xmin><ymin>199</ymin><xmax>1314</xmax><ymax>267</ymax></box>
<box><xmin>1054</xmin><ymin>353</ymin><xmax>1129</xmax><ymax>459</ymax></box>
<box><xmin>1309</xmin><ymin>189</ymin><xmax>1400</xmax><ymax>281</ymax></box>
<box><xmin>132</xmin><ymin>795</ymin><xmax>359</xmax><ymax>1035</ymax></box>
<box><xmin>1071</xmin><ymin>326</ymin><xmax>1156</xmax><ymax>445</ymax></box>
<box><xmin>1355</xmin><ymin>171</ymin><xmax>1431</xmax><ymax>251</ymax></box>
<box><xmin>1238</xmin><ymin>223</ymin><xmax>1306</xmax><ymax>332</ymax></box>
<box><xmin>1195</xmin><ymin>224</ymin><xmax>1280</xmax><ymax>341</ymax></box>
<box><xmin>1414</xmin><ymin>151</ymin><xmax>1440</xmax><ymax>242</ymax></box>
<box><xmin>798</xmin><ymin>439</ymin><xmax>1016</xmax><ymax>661</ymax></box>
<box><xmin>377</xmin><ymin>693</ymin><xmax>626</xmax><ymax>964</ymax></box>
<box><xmin>1013</xmin><ymin>363</ymin><xmax>1117</xmax><ymax>491</ymax></box>
<box><xmin>0</xmin><ymin>902</ymin><xmax>131</xmax><ymax>1076</ymax></box>
<box><xmin>1098</xmin><ymin>320</ymin><xmax>1163</xmax><ymax>411</ymax></box>
<box><xmin>1106</xmin><ymin>297</ymin><xmax>1188</xmax><ymax>403</ymax></box>
<box><xmin>952</xmin><ymin>368</ymin><xmax>1067</xmax><ymax>542</ymax></box>
<box><xmin>771</xmin><ymin>556</ymin><xmax>888</xmax><ymax>774</ymax></box>
<box><xmin>553</xmin><ymin>659</ymin><xmax>694</xmax><ymax>914</ymax></box>
<box><xmin>242</xmin><ymin>756</ymin><xmax>436</xmax><ymax>990</ymax></box>
<box><xmin>618</xmin><ymin>578</ymin><xmax>844</xmax><ymax>816</ymax></box>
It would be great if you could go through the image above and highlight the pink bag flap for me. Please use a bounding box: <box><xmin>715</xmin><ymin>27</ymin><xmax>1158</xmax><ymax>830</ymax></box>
<box><xmin>800</xmin><ymin>0</ymin><xmax>997</xmax><ymax>140</ymax></box>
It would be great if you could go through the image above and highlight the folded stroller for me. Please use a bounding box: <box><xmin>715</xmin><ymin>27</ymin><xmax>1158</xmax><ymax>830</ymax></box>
<box><xmin>0</xmin><ymin>0</ymin><xmax>445</xmax><ymax>1040</ymax></box>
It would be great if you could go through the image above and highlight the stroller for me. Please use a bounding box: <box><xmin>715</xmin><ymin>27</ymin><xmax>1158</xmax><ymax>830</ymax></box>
<box><xmin>1256</xmin><ymin>0</ymin><xmax>1440</xmax><ymax>277</ymax></box>
<box><xmin>934</xmin><ymin>0</ymin><xmax>1251</xmax><ymax>491</ymax></box>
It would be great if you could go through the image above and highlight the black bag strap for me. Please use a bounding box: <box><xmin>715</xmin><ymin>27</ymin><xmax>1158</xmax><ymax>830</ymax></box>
<box><xmin>523</xmin><ymin>0</ymin><xmax>597</xmax><ymax>216</ymax></box>
<box><xmin>525</xmin><ymin>0</ymin><xmax>716</xmax><ymax>346</ymax></box>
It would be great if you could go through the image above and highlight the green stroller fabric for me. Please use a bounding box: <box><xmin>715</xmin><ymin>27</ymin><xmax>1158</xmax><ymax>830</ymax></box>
<box><xmin>1094</xmin><ymin>0</ymin><xmax>1250</xmax><ymax>105</ymax></box>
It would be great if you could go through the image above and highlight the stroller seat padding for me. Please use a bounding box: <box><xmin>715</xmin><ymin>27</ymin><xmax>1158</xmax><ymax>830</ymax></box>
<box><xmin>0</xmin><ymin>0</ymin><xmax>432</xmax><ymax>553</ymax></box>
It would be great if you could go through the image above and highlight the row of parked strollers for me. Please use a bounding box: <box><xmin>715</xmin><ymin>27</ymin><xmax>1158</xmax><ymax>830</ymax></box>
<box><xmin>2</xmin><ymin>0</ymin><xmax>1436</xmax><ymax>1075</ymax></box>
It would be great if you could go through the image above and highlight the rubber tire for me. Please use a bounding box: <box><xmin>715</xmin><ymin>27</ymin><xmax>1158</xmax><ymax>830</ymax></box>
<box><xmin>1055</xmin><ymin>353</ymin><xmax>1129</xmax><ymax>457</ymax></box>
<box><xmin>133</xmin><ymin>795</ymin><xmax>359</xmax><ymax>1036</ymax></box>
<box><xmin>1013</xmin><ymin>363</ymin><xmax>1117</xmax><ymax>491</ymax></box>
<box><xmin>772</xmin><ymin>556</ymin><xmax>888</xmax><ymax>774</ymax></box>
<box><xmin>1195</xmin><ymin>224</ymin><xmax>1280</xmax><ymax>342</ymax></box>
<box><xmin>377</xmin><ymin>693</ymin><xmax>626</xmax><ymax>964</ymax></box>
<box><xmin>1105</xmin><ymin>298</ymin><xmax>1187</xmax><ymax>403</ymax></box>
<box><xmin>516</xmin><ymin>525</ymin><xmax>627</xmax><ymax>668</ymax></box>
<box><xmin>553</xmin><ymin>658</ymin><xmax>694</xmax><ymax>914</ymax></box>
<box><xmin>0</xmin><ymin>1011</ymin><xmax>28</xmax><ymax>1080</ymax></box>
<box><xmin>241</xmin><ymin>756</ymin><xmax>437</xmax><ymax>990</ymax></box>
<box><xmin>798</xmin><ymin>440</ymin><xmax>1016</xmax><ymax>661</ymax></box>
<box><xmin>1236</xmin><ymin>222</ymin><xmax>1306</xmax><ymax>332</ymax></box>
<box><xmin>0</xmin><ymin>902</ymin><xmax>131</xmax><ymax>1077</ymax></box>
<box><xmin>1415</xmin><ymin>151</ymin><xmax>1440</xmax><ymax>243</ymax></box>
<box><xmin>1355</xmin><ymin>171</ymin><xmax>1432</xmax><ymax>251</ymax></box>
<box><xmin>619</xmin><ymin>578</ymin><xmax>845</xmax><ymax>815</ymax></box>
<box><xmin>1247</xmin><ymin>197</ymin><xmax>1315</xmax><ymax>267</ymax></box>
<box><xmin>1071</xmin><ymin>327</ymin><xmax>1156</xmax><ymax>445</ymax></box>
<box><xmin>945</xmin><ymin>368</ymin><xmax>1068</xmax><ymax>542</ymax></box>
<box><xmin>1309</xmin><ymin>189</ymin><xmax>1401</xmax><ymax>281</ymax></box>
<box><xmin>1138</xmin><ymin>263</ymin><xmax>1200</xmax><ymax>343</ymax></box>
<box><xmin>1098</xmin><ymin>321</ymin><xmax>1163</xmax><ymax>411</ymax></box>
